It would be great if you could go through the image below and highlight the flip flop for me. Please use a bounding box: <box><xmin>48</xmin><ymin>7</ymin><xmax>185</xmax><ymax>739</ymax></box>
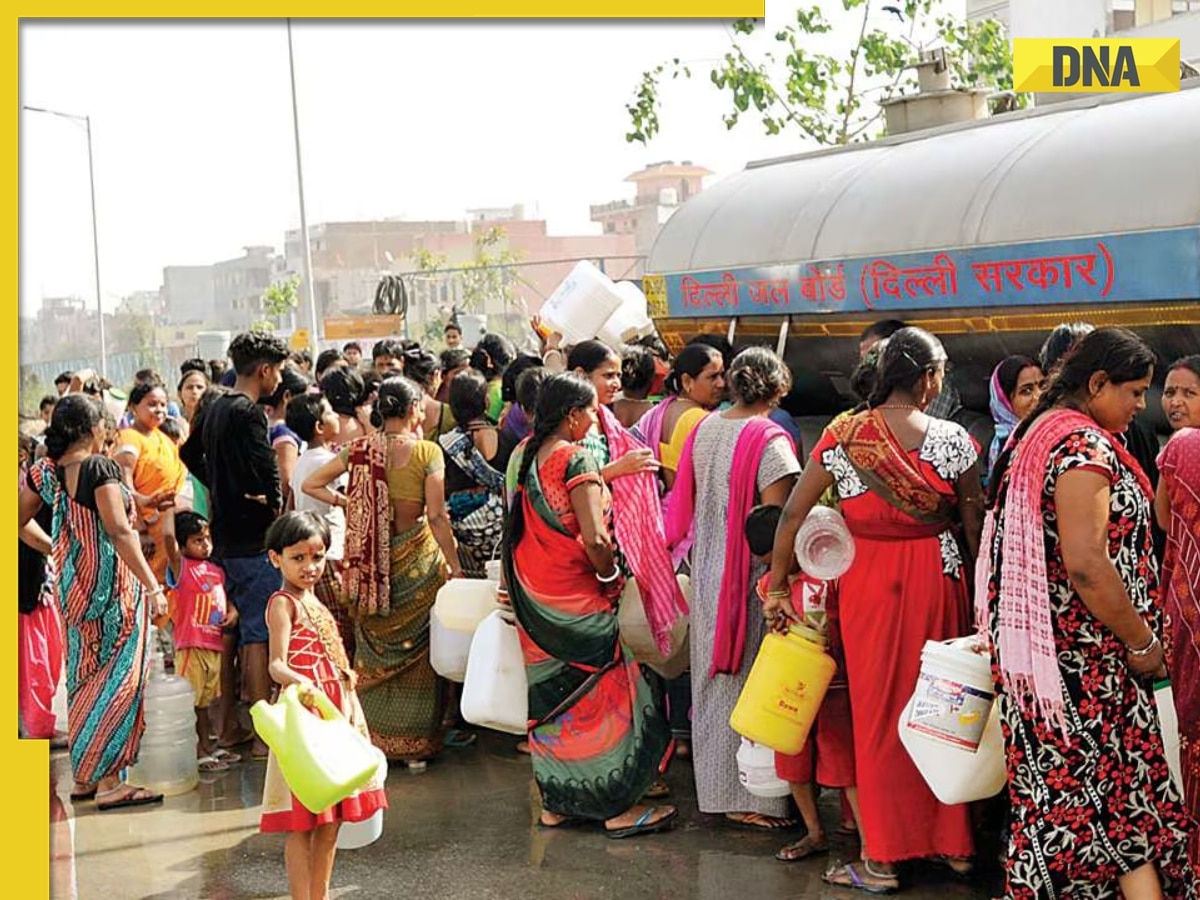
<box><xmin>605</xmin><ymin>806</ymin><xmax>678</xmax><ymax>840</ymax></box>
<box><xmin>96</xmin><ymin>785</ymin><xmax>164</xmax><ymax>812</ymax></box>
<box><xmin>69</xmin><ymin>784</ymin><xmax>97</xmax><ymax>802</ymax></box>
<box><xmin>643</xmin><ymin>779</ymin><xmax>671</xmax><ymax>800</ymax></box>
<box><xmin>538</xmin><ymin>814</ymin><xmax>591</xmax><ymax>830</ymax></box>
<box><xmin>935</xmin><ymin>855</ymin><xmax>975</xmax><ymax>880</ymax></box>
<box><xmin>776</xmin><ymin>835</ymin><xmax>830</xmax><ymax>862</ymax></box>
<box><xmin>212</xmin><ymin>748</ymin><xmax>242</xmax><ymax>764</ymax></box>
<box><xmin>724</xmin><ymin>812</ymin><xmax>798</xmax><ymax>831</ymax></box>
<box><xmin>822</xmin><ymin>862</ymin><xmax>899</xmax><ymax>895</ymax></box>
<box><xmin>835</xmin><ymin>823</ymin><xmax>859</xmax><ymax>837</ymax></box>
<box><xmin>198</xmin><ymin>755</ymin><xmax>230</xmax><ymax>773</ymax></box>
<box><xmin>444</xmin><ymin>729</ymin><xmax>477</xmax><ymax>748</ymax></box>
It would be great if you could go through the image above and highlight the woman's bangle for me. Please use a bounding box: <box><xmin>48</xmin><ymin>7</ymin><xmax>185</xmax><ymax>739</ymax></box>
<box><xmin>145</xmin><ymin>585</ymin><xmax>164</xmax><ymax>597</ymax></box>
<box><xmin>596</xmin><ymin>568</ymin><xmax>621</xmax><ymax>584</ymax></box>
<box><xmin>764</xmin><ymin>588</ymin><xmax>791</xmax><ymax>601</ymax></box>
<box><xmin>1127</xmin><ymin>633</ymin><xmax>1159</xmax><ymax>657</ymax></box>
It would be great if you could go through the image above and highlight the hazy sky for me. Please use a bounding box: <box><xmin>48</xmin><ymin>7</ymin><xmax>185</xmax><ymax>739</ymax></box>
<box><xmin>19</xmin><ymin>5</ymin><xmax>963</xmax><ymax>314</ymax></box>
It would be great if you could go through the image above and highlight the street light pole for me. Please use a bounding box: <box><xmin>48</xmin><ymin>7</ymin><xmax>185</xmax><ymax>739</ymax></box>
<box><xmin>23</xmin><ymin>104</ymin><xmax>108</xmax><ymax>377</ymax></box>
<box><xmin>286</xmin><ymin>19</ymin><xmax>320</xmax><ymax>352</ymax></box>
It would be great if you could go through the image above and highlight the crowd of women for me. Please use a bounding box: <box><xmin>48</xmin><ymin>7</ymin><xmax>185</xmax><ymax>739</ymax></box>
<box><xmin>16</xmin><ymin>313</ymin><xmax>1200</xmax><ymax>899</ymax></box>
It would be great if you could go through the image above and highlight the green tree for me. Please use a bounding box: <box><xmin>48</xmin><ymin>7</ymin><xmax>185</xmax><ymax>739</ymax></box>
<box><xmin>408</xmin><ymin>227</ymin><xmax>532</xmax><ymax>342</ymax></box>
<box><xmin>255</xmin><ymin>276</ymin><xmax>301</xmax><ymax>332</ymax></box>
<box><xmin>626</xmin><ymin>1</ymin><xmax>1021</xmax><ymax>148</ymax></box>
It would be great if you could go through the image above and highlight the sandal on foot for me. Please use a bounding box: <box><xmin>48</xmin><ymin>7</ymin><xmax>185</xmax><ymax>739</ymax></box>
<box><xmin>606</xmin><ymin>806</ymin><xmax>678</xmax><ymax>840</ymax></box>
<box><xmin>822</xmin><ymin>862</ymin><xmax>899</xmax><ymax>895</ymax></box>
<box><xmin>725</xmin><ymin>812</ymin><xmax>797</xmax><ymax>831</ymax></box>
<box><xmin>835</xmin><ymin>823</ymin><xmax>859</xmax><ymax>837</ymax></box>
<box><xmin>96</xmin><ymin>785</ymin><xmax>164</xmax><ymax>811</ymax></box>
<box><xmin>935</xmin><ymin>855</ymin><xmax>975</xmax><ymax>880</ymax></box>
<box><xmin>198</xmin><ymin>755</ymin><xmax>230</xmax><ymax>773</ymax></box>
<box><xmin>70</xmin><ymin>783</ymin><xmax>97</xmax><ymax>802</ymax></box>
<box><xmin>445</xmin><ymin>729</ymin><xmax>477</xmax><ymax>748</ymax></box>
<box><xmin>643</xmin><ymin>779</ymin><xmax>671</xmax><ymax>800</ymax></box>
<box><xmin>538</xmin><ymin>813</ymin><xmax>590</xmax><ymax>830</ymax></box>
<box><xmin>212</xmin><ymin>748</ymin><xmax>242</xmax><ymax>764</ymax></box>
<box><xmin>776</xmin><ymin>834</ymin><xmax>830</xmax><ymax>862</ymax></box>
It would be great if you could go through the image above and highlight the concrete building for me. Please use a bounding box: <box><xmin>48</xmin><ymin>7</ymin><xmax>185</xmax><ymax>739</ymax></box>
<box><xmin>161</xmin><ymin>265</ymin><xmax>215</xmax><ymax>326</ymax></box>
<box><xmin>212</xmin><ymin>246</ymin><xmax>281</xmax><ymax>331</ymax></box>
<box><xmin>283</xmin><ymin>219</ymin><xmax>466</xmax><ymax>319</ymax></box>
<box><xmin>35</xmin><ymin>295</ymin><xmax>97</xmax><ymax>359</ymax></box>
<box><xmin>968</xmin><ymin>0</ymin><xmax>1200</xmax><ymax>54</ymax></box>
<box><xmin>590</xmin><ymin>161</ymin><xmax>713</xmax><ymax>264</ymax></box>
<box><xmin>284</xmin><ymin>214</ymin><xmax>636</xmax><ymax>339</ymax></box>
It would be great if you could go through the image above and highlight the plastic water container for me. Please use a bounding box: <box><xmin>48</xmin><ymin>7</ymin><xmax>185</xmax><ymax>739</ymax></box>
<box><xmin>794</xmin><ymin>506</ymin><xmax>855</xmax><ymax>581</ymax></box>
<box><xmin>737</xmin><ymin>738</ymin><xmax>791</xmax><ymax>799</ymax></box>
<box><xmin>127</xmin><ymin>627</ymin><xmax>199</xmax><ymax>797</ymax></box>
<box><xmin>337</xmin><ymin>750</ymin><xmax>387</xmax><ymax>850</ymax></box>
<box><xmin>539</xmin><ymin>261</ymin><xmax>626</xmax><ymax>346</ymax></box>
<box><xmin>461</xmin><ymin>610</ymin><xmax>528</xmax><ymax>735</ymax></box>
<box><xmin>1155</xmin><ymin>679</ymin><xmax>1185</xmax><ymax>796</ymax></box>
<box><xmin>617</xmin><ymin>574</ymin><xmax>690</xmax><ymax>680</ymax></box>
<box><xmin>485</xmin><ymin>559</ymin><xmax>502</xmax><ymax>583</ymax></box>
<box><xmin>430</xmin><ymin>580</ymin><xmax>501</xmax><ymax>683</ymax></box>
<box><xmin>597</xmin><ymin>281</ymin><xmax>655</xmax><ymax>349</ymax></box>
<box><xmin>730</xmin><ymin>623</ymin><xmax>836</xmax><ymax>754</ymax></box>
<box><xmin>897</xmin><ymin>637</ymin><xmax>1006</xmax><ymax>805</ymax></box>
<box><xmin>250</xmin><ymin>684</ymin><xmax>380</xmax><ymax>814</ymax></box>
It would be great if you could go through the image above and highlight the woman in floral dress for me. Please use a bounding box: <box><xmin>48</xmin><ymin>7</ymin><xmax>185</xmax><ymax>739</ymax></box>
<box><xmin>984</xmin><ymin>328</ymin><xmax>1195</xmax><ymax>900</ymax></box>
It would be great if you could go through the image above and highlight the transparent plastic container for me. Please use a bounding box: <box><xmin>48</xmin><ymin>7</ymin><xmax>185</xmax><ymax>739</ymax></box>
<box><xmin>126</xmin><ymin>627</ymin><xmax>199</xmax><ymax>797</ymax></box>
<box><xmin>793</xmin><ymin>506</ymin><xmax>855</xmax><ymax>581</ymax></box>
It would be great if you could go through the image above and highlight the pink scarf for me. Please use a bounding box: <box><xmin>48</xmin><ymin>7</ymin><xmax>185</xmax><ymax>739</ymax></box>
<box><xmin>666</xmin><ymin>415</ymin><xmax>793</xmax><ymax>676</ymax></box>
<box><xmin>986</xmin><ymin>408</ymin><xmax>1153</xmax><ymax>737</ymax></box>
<box><xmin>599</xmin><ymin>405</ymin><xmax>689</xmax><ymax>655</ymax></box>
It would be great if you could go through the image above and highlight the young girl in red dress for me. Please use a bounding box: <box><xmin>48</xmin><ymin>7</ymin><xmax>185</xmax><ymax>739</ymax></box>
<box><xmin>260</xmin><ymin>511</ymin><xmax>387</xmax><ymax>900</ymax></box>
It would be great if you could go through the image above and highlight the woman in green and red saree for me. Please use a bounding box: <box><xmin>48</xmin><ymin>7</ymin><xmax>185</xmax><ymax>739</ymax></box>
<box><xmin>503</xmin><ymin>373</ymin><xmax>676</xmax><ymax>838</ymax></box>
<box><xmin>766</xmin><ymin>328</ymin><xmax>985</xmax><ymax>893</ymax></box>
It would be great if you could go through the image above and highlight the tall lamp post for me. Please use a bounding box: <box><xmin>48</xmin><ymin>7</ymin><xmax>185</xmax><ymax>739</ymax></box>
<box><xmin>23</xmin><ymin>104</ymin><xmax>108</xmax><ymax>377</ymax></box>
<box><xmin>286</xmin><ymin>19</ymin><xmax>320</xmax><ymax>352</ymax></box>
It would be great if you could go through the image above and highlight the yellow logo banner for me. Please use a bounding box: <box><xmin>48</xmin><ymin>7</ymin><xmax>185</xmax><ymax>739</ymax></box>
<box><xmin>1013</xmin><ymin>38</ymin><xmax>1180</xmax><ymax>93</ymax></box>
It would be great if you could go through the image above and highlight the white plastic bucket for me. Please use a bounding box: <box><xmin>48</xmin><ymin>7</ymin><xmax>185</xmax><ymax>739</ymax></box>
<box><xmin>736</xmin><ymin>738</ymin><xmax>791</xmax><ymax>799</ymax></box>
<box><xmin>898</xmin><ymin>637</ymin><xmax>1006</xmax><ymax>805</ymax></box>
<box><xmin>539</xmin><ymin>261</ymin><xmax>625</xmax><ymax>346</ymax></box>
<box><xmin>461</xmin><ymin>610</ymin><xmax>528</xmax><ymax>735</ymax></box>
<box><xmin>430</xmin><ymin>580</ymin><xmax>500</xmax><ymax>683</ymax></box>
<box><xmin>337</xmin><ymin>751</ymin><xmax>388</xmax><ymax>850</ymax></box>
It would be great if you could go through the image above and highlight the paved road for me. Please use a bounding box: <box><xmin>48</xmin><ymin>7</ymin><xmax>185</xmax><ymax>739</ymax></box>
<box><xmin>52</xmin><ymin>731</ymin><xmax>1003</xmax><ymax>899</ymax></box>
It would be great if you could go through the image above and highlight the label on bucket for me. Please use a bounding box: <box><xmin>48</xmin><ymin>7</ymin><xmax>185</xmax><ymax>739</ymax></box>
<box><xmin>905</xmin><ymin>672</ymin><xmax>993</xmax><ymax>750</ymax></box>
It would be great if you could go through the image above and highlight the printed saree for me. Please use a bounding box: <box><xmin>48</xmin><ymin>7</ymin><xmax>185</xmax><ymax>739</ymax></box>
<box><xmin>505</xmin><ymin>444</ymin><xmax>670</xmax><ymax>820</ymax></box>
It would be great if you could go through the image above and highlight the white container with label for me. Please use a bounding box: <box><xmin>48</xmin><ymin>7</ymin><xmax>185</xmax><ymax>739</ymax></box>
<box><xmin>898</xmin><ymin>637</ymin><xmax>1005</xmax><ymax>805</ymax></box>
<box><xmin>539</xmin><ymin>261</ymin><xmax>625</xmax><ymax>346</ymax></box>
<box><xmin>736</xmin><ymin>737</ymin><xmax>791</xmax><ymax>799</ymax></box>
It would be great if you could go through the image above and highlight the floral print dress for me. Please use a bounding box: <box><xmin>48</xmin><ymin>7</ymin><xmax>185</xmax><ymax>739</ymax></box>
<box><xmin>986</xmin><ymin>427</ymin><xmax>1197</xmax><ymax>900</ymax></box>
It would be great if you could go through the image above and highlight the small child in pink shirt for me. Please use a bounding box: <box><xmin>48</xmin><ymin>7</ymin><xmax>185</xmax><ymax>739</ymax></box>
<box><xmin>165</xmin><ymin>509</ymin><xmax>239</xmax><ymax>772</ymax></box>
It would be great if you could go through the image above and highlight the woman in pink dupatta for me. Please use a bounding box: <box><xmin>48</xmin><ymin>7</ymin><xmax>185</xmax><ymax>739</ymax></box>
<box><xmin>1156</xmin><ymin>356</ymin><xmax>1200</xmax><ymax>873</ymax></box>
<box><xmin>666</xmin><ymin>347</ymin><xmax>800</xmax><ymax>828</ymax></box>
<box><xmin>986</xmin><ymin>329</ymin><xmax>1195</xmax><ymax>900</ymax></box>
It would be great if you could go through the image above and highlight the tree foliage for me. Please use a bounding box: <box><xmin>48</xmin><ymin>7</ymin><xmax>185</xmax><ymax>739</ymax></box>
<box><xmin>409</xmin><ymin>226</ymin><xmax>532</xmax><ymax>342</ymax></box>
<box><xmin>626</xmin><ymin>1</ymin><xmax>1021</xmax><ymax>148</ymax></box>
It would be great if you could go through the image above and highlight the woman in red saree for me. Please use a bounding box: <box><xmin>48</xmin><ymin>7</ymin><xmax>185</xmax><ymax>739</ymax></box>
<box><xmin>1157</xmin><ymin>421</ymin><xmax>1200</xmax><ymax>872</ymax></box>
<box><xmin>765</xmin><ymin>327</ymin><xmax>984</xmax><ymax>893</ymax></box>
